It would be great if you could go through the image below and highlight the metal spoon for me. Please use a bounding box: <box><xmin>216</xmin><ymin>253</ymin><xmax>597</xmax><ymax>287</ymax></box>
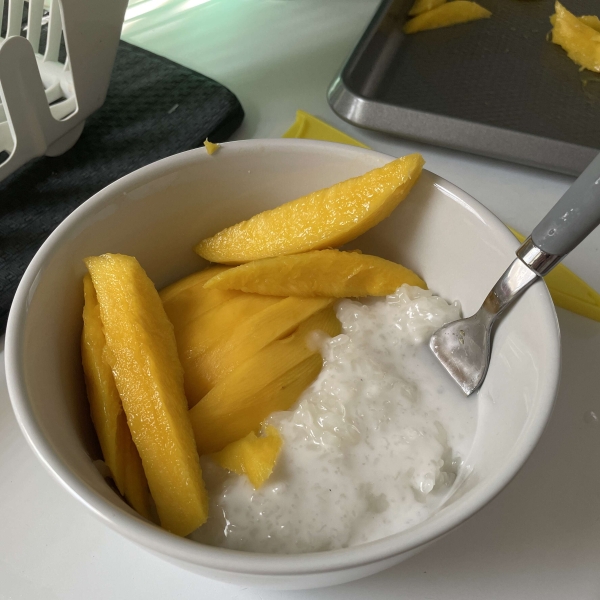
<box><xmin>430</xmin><ymin>153</ymin><xmax>600</xmax><ymax>395</ymax></box>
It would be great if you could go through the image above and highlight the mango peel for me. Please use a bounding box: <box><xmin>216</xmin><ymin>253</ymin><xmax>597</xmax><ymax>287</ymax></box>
<box><xmin>510</xmin><ymin>228</ymin><xmax>600</xmax><ymax>322</ymax></box>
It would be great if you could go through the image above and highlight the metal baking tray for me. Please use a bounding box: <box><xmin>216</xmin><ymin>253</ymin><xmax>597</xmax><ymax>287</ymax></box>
<box><xmin>328</xmin><ymin>0</ymin><xmax>600</xmax><ymax>175</ymax></box>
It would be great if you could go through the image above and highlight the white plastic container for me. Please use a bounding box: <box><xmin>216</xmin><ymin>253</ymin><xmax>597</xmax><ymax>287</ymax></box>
<box><xmin>0</xmin><ymin>0</ymin><xmax>128</xmax><ymax>181</ymax></box>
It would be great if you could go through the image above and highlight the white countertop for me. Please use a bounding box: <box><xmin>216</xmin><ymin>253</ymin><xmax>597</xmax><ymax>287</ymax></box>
<box><xmin>2</xmin><ymin>0</ymin><xmax>600</xmax><ymax>597</ymax></box>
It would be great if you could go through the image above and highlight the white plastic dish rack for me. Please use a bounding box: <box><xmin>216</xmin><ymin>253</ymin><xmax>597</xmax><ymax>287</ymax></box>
<box><xmin>0</xmin><ymin>0</ymin><xmax>128</xmax><ymax>182</ymax></box>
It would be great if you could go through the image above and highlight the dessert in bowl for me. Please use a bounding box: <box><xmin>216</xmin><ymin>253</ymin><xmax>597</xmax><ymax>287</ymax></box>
<box><xmin>5</xmin><ymin>139</ymin><xmax>560</xmax><ymax>589</ymax></box>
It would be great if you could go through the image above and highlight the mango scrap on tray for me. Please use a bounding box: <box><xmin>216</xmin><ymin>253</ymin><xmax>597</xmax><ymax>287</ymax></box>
<box><xmin>403</xmin><ymin>1</ymin><xmax>491</xmax><ymax>34</ymax></box>
<box><xmin>194</xmin><ymin>153</ymin><xmax>424</xmax><ymax>264</ymax></box>
<box><xmin>84</xmin><ymin>254</ymin><xmax>209</xmax><ymax>536</ymax></box>
<box><xmin>409</xmin><ymin>0</ymin><xmax>446</xmax><ymax>17</ymax></box>
<box><xmin>203</xmin><ymin>249</ymin><xmax>426</xmax><ymax>297</ymax></box>
<box><xmin>550</xmin><ymin>1</ymin><xmax>600</xmax><ymax>73</ymax></box>
<box><xmin>580</xmin><ymin>15</ymin><xmax>600</xmax><ymax>34</ymax></box>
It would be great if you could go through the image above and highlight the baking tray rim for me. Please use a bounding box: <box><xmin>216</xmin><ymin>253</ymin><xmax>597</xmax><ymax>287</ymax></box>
<box><xmin>326</xmin><ymin>0</ymin><xmax>597</xmax><ymax>176</ymax></box>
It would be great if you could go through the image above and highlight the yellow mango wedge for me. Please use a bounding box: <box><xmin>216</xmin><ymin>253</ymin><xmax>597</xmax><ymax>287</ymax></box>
<box><xmin>161</xmin><ymin>267</ymin><xmax>242</xmax><ymax>333</ymax></box>
<box><xmin>175</xmin><ymin>294</ymin><xmax>281</xmax><ymax>361</ymax></box>
<box><xmin>204</xmin><ymin>249</ymin><xmax>426</xmax><ymax>297</ymax></box>
<box><xmin>186</xmin><ymin>296</ymin><xmax>334</xmax><ymax>400</ymax></box>
<box><xmin>175</xmin><ymin>293</ymin><xmax>282</xmax><ymax>407</ymax></box>
<box><xmin>85</xmin><ymin>254</ymin><xmax>208</xmax><ymax>536</ymax></box>
<box><xmin>409</xmin><ymin>0</ymin><xmax>446</xmax><ymax>17</ymax></box>
<box><xmin>404</xmin><ymin>1</ymin><xmax>491</xmax><ymax>34</ymax></box>
<box><xmin>550</xmin><ymin>2</ymin><xmax>600</xmax><ymax>72</ymax></box>
<box><xmin>194</xmin><ymin>153</ymin><xmax>424</xmax><ymax>264</ymax></box>
<box><xmin>212</xmin><ymin>426</ymin><xmax>283</xmax><ymax>489</ymax></box>
<box><xmin>81</xmin><ymin>275</ymin><xmax>154</xmax><ymax>521</ymax></box>
<box><xmin>190</xmin><ymin>306</ymin><xmax>341</xmax><ymax>454</ymax></box>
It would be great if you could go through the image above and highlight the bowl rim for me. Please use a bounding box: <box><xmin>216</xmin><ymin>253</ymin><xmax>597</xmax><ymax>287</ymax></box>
<box><xmin>5</xmin><ymin>138</ymin><xmax>561</xmax><ymax>577</ymax></box>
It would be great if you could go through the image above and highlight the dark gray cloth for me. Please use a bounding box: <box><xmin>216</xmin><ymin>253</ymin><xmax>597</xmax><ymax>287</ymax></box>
<box><xmin>0</xmin><ymin>41</ymin><xmax>244</xmax><ymax>332</ymax></box>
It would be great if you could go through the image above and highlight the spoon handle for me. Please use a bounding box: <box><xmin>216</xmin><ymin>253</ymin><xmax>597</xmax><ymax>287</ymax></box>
<box><xmin>530</xmin><ymin>152</ymin><xmax>600</xmax><ymax>259</ymax></box>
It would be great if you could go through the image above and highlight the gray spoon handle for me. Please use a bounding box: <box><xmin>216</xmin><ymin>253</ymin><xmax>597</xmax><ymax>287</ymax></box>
<box><xmin>531</xmin><ymin>152</ymin><xmax>600</xmax><ymax>257</ymax></box>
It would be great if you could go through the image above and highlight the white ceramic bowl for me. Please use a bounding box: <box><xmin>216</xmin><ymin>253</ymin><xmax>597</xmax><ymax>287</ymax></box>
<box><xmin>6</xmin><ymin>139</ymin><xmax>560</xmax><ymax>590</ymax></box>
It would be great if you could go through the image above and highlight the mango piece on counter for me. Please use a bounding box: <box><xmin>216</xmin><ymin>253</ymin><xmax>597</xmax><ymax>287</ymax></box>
<box><xmin>81</xmin><ymin>275</ymin><xmax>154</xmax><ymax>521</ymax></box>
<box><xmin>175</xmin><ymin>293</ymin><xmax>282</xmax><ymax>407</ymax></box>
<box><xmin>550</xmin><ymin>2</ymin><xmax>600</xmax><ymax>72</ymax></box>
<box><xmin>189</xmin><ymin>306</ymin><xmax>341</xmax><ymax>454</ymax></box>
<box><xmin>186</xmin><ymin>296</ymin><xmax>334</xmax><ymax>400</ymax></box>
<box><xmin>194</xmin><ymin>153</ymin><xmax>425</xmax><ymax>264</ymax></box>
<box><xmin>545</xmin><ymin>268</ymin><xmax>600</xmax><ymax>321</ymax></box>
<box><xmin>161</xmin><ymin>267</ymin><xmax>242</xmax><ymax>333</ymax></box>
<box><xmin>403</xmin><ymin>1</ymin><xmax>491</xmax><ymax>34</ymax></box>
<box><xmin>204</xmin><ymin>249</ymin><xmax>426</xmax><ymax>297</ymax></box>
<box><xmin>510</xmin><ymin>228</ymin><xmax>600</xmax><ymax>322</ymax></box>
<box><xmin>409</xmin><ymin>0</ymin><xmax>446</xmax><ymax>17</ymax></box>
<box><xmin>85</xmin><ymin>253</ymin><xmax>208</xmax><ymax>537</ymax></box>
<box><xmin>212</xmin><ymin>426</ymin><xmax>283</xmax><ymax>489</ymax></box>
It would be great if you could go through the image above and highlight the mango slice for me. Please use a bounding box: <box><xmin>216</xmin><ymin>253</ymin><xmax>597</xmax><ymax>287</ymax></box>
<box><xmin>161</xmin><ymin>267</ymin><xmax>242</xmax><ymax>333</ymax></box>
<box><xmin>204</xmin><ymin>249</ymin><xmax>426</xmax><ymax>297</ymax></box>
<box><xmin>165</xmin><ymin>287</ymin><xmax>242</xmax><ymax>334</ymax></box>
<box><xmin>175</xmin><ymin>293</ymin><xmax>282</xmax><ymax>407</ymax></box>
<box><xmin>186</xmin><ymin>296</ymin><xmax>334</xmax><ymax>400</ymax></box>
<box><xmin>550</xmin><ymin>2</ymin><xmax>600</xmax><ymax>73</ymax></box>
<box><xmin>85</xmin><ymin>254</ymin><xmax>208</xmax><ymax>536</ymax></box>
<box><xmin>189</xmin><ymin>306</ymin><xmax>341</xmax><ymax>454</ymax></box>
<box><xmin>81</xmin><ymin>275</ymin><xmax>153</xmax><ymax>521</ymax></box>
<box><xmin>194</xmin><ymin>153</ymin><xmax>425</xmax><ymax>264</ymax></box>
<box><xmin>403</xmin><ymin>1</ymin><xmax>491</xmax><ymax>34</ymax></box>
<box><xmin>409</xmin><ymin>0</ymin><xmax>446</xmax><ymax>17</ymax></box>
<box><xmin>212</xmin><ymin>426</ymin><xmax>283</xmax><ymax>489</ymax></box>
<box><xmin>192</xmin><ymin>356</ymin><xmax>321</xmax><ymax>456</ymax></box>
